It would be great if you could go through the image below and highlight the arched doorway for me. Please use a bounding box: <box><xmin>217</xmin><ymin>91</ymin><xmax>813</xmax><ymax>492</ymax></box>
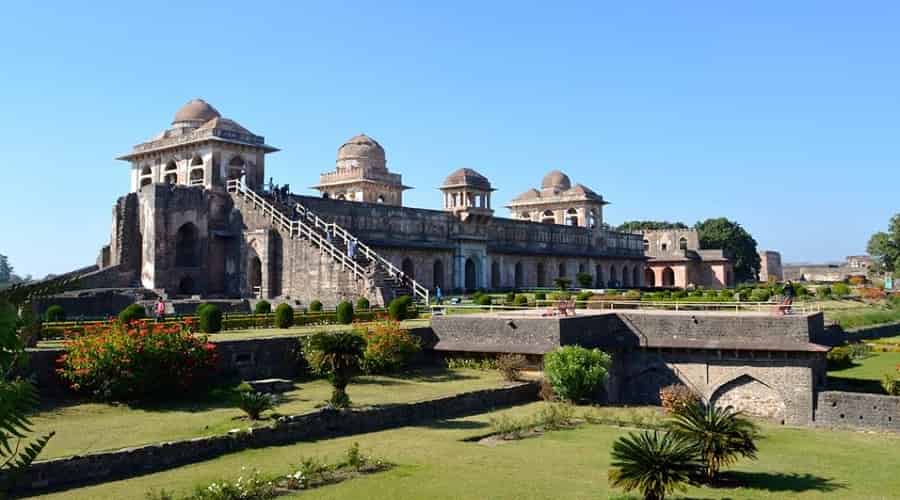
<box><xmin>558</xmin><ymin>261</ymin><xmax>567</xmax><ymax>279</ymax></box>
<box><xmin>541</xmin><ymin>210</ymin><xmax>555</xmax><ymax>224</ymax></box>
<box><xmin>433</xmin><ymin>260</ymin><xmax>444</xmax><ymax>290</ymax></box>
<box><xmin>175</xmin><ymin>223</ymin><xmax>199</xmax><ymax>267</ymax></box>
<box><xmin>566</xmin><ymin>208</ymin><xmax>578</xmax><ymax>226</ymax></box>
<box><xmin>465</xmin><ymin>258</ymin><xmax>477</xmax><ymax>291</ymax></box>
<box><xmin>228</xmin><ymin>156</ymin><xmax>245</xmax><ymax>181</ymax></box>
<box><xmin>491</xmin><ymin>261</ymin><xmax>501</xmax><ymax>290</ymax></box>
<box><xmin>536</xmin><ymin>262</ymin><xmax>546</xmax><ymax>287</ymax></box>
<box><xmin>595</xmin><ymin>265</ymin><xmax>604</xmax><ymax>287</ymax></box>
<box><xmin>514</xmin><ymin>262</ymin><xmax>524</xmax><ymax>289</ymax></box>
<box><xmin>249</xmin><ymin>257</ymin><xmax>262</xmax><ymax>297</ymax></box>
<box><xmin>633</xmin><ymin>267</ymin><xmax>641</xmax><ymax>287</ymax></box>
<box><xmin>401</xmin><ymin>258</ymin><xmax>415</xmax><ymax>279</ymax></box>
<box><xmin>679</xmin><ymin>237</ymin><xmax>688</xmax><ymax>250</ymax></box>
<box><xmin>644</xmin><ymin>268</ymin><xmax>656</xmax><ymax>287</ymax></box>
<box><xmin>178</xmin><ymin>276</ymin><xmax>195</xmax><ymax>295</ymax></box>
<box><xmin>662</xmin><ymin>267</ymin><xmax>675</xmax><ymax>287</ymax></box>
<box><xmin>622</xmin><ymin>265</ymin><xmax>631</xmax><ymax>287</ymax></box>
<box><xmin>609</xmin><ymin>266</ymin><xmax>618</xmax><ymax>288</ymax></box>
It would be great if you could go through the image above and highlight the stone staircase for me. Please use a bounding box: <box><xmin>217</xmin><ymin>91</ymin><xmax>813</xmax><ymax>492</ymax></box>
<box><xmin>226</xmin><ymin>180</ymin><xmax>429</xmax><ymax>305</ymax></box>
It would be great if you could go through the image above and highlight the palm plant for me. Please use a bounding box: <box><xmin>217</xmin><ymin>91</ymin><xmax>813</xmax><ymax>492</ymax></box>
<box><xmin>238</xmin><ymin>391</ymin><xmax>277</xmax><ymax>420</ymax></box>
<box><xmin>303</xmin><ymin>331</ymin><xmax>366</xmax><ymax>408</ymax></box>
<box><xmin>667</xmin><ymin>402</ymin><xmax>759</xmax><ymax>483</ymax></box>
<box><xmin>608</xmin><ymin>430</ymin><xmax>701</xmax><ymax>500</ymax></box>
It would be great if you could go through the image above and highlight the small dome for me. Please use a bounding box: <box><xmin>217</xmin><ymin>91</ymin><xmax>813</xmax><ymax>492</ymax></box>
<box><xmin>337</xmin><ymin>134</ymin><xmax>386</xmax><ymax>167</ymax></box>
<box><xmin>172</xmin><ymin>99</ymin><xmax>221</xmax><ymax>125</ymax></box>
<box><xmin>541</xmin><ymin>169</ymin><xmax>571</xmax><ymax>191</ymax></box>
<box><xmin>442</xmin><ymin>168</ymin><xmax>492</xmax><ymax>190</ymax></box>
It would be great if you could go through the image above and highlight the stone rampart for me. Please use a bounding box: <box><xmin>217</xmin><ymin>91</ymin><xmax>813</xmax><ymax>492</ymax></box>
<box><xmin>814</xmin><ymin>391</ymin><xmax>900</xmax><ymax>431</ymax></box>
<box><xmin>9</xmin><ymin>383</ymin><xmax>538</xmax><ymax>495</ymax></box>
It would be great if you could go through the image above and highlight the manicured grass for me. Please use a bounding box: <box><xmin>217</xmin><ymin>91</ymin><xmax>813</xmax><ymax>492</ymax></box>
<box><xmin>829</xmin><ymin>351</ymin><xmax>900</xmax><ymax>381</ymax></box>
<box><xmin>828</xmin><ymin>306</ymin><xmax>900</xmax><ymax>330</ymax></box>
<box><xmin>30</xmin><ymin>367</ymin><xmax>503</xmax><ymax>459</ymax></box>
<box><xmin>36</xmin><ymin>402</ymin><xmax>900</xmax><ymax>500</ymax></box>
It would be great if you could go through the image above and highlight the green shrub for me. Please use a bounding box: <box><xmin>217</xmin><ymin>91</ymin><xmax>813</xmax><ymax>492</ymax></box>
<box><xmin>553</xmin><ymin>277</ymin><xmax>571</xmax><ymax>291</ymax></box>
<box><xmin>117</xmin><ymin>304</ymin><xmax>146</xmax><ymax>324</ymax></box>
<box><xmin>795</xmin><ymin>284</ymin><xmax>809</xmax><ymax>297</ymax></box>
<box><xmin>497</xmin><ymin>353</ymin><xmax>528</xmax><ymax>381</ymax></box>
<box><xmin>505</xmin><ymin>291</ymin><xmax>516</xmax><ymax>304</ymax></box>
<box><xmin>475</xmin><ymin>294</ymin><xmax>493</xmax><ymax>306</ymax></box>
<box><xmin>253</xmin><ymin>300</ymin><xmax>271</xmax><ymax>314</ymax></box>
<box><xmin>336</xmin><ymin>301</ymin><xmax>354</xmax><ymax>325</ymax></box>
<box><xmin>534</xmin><ymin>292</ymin><xmax>547</xmax><ymax>301</ymax></box>
<box><xmin>816</xmin><ymin>285</ymin><xmax>833</xmax><ymax>299</ymax></box>
<box><xmin>704</xmin><ymin>290</ymin><xmax>720</xmax><ymax>300</ymax></box>
<box><xmin>576</xmin><ymin>290</ymin><xmax>593</xmax><ymax>301</ymax></box>
<box><xmin>513</xmin><ymin>295</ymin><xmax>529</xmax><ymax>306</ymax></box>
<box><xmin>198</xmin><ymin>304</ymin><xmax>223</xmax><ymax>333</ymax></box>
<box><xmin>303</xmin><ymin>330</ymin><xmax>366</xmax><ymax>408</ymax></box>
<box><xmin>749</xmin><ymin>288</ymin><xmax>771</xmax><ymax>302</ymax></box>
<box><xmin>543</xmin><ymin>346</ymin><xmax>612</xmax><ymax>402</ymax></box>
<box><xmin>826</xmin><ymin>346</ymin><xmax>853</xmax><ymax>370</ymax></box>
<box><xmin>847</xmin><ymin>342</ymin><xmax>872</xmax><ymax>360</ymax></box>
<box><xmin>882</xmin><ymin>373</ymin><xmax>900</xmax><ymax>396</ymax></box>
<box><xmin>536</xmin><ymin>403</ymin><xmax>577</xmax><ymax>431</ymax></box>
<box><xmin>275</xmin><ymin>303</ymin><xmax>294</xmax><ymax>329</ymax></box>
<box><xmin>719</xmin><ymin>289</ymin><xmax>734</xmax><ymax>300</ymax></box>
<box><xmin>831</xmin><ymin>283</ymin><xmax>850</xmax><ymax>297</ymax></box>
<box><xmin>548</xmin><ymin>292</ymin><xmax>571</xmax><ymax>301</ymax></box>
<box><xmin>238</xmin><ymin>391</ymin><xmax>277</xmax><ymax>420</ymax></box>
<box><xmin>445</xmin><ymin>356</ymin><xmax>499</xmax><ymax>370</ymax></box>
<box><xmin>308</xmin><ymin>300</ymin><xmax>323</xmax><ymax>313</ymax></box>
<box><xmin>44</xmin><ymin>305</ymin><xmax>65</xmax><ymax>322</ymax></box>
<box><xmin>388</xmin><ymin>295</ymin><xmax>413</xmax><ymax>321</ymax></box>
<box><xmin>576</xmin><ymin>272</ymin><xmax>593</xmax><ymax>288</ymax></box>
<box><xmin>356</xmin><ymin>297</ymin><xmax>370</xmax><ymax>311</ymax></box>
<box><xmin>489</xmin><ymin>413</ymin><xmax>534</xmax><ymax>440</ymax></box>
<box><xmin>358</xmin><ymin>320</ymin><xmax>421</xmax><ymax>374</ymax></box>
<box><xmin>624</xmin><ymin>290</ymin><xmax>641</xmax><ymax>300</ymax></box>
<box><xmin>672</xmin><ymin>290</ymin><xmax>687</xmax><ymax>299</ymax></box>
<box><xmin>689</xmin><ymin>289</ymin><xmax>704</xmax><ymax>298</ymax></box>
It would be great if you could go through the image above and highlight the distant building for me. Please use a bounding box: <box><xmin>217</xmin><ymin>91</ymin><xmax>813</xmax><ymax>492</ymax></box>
<box><xmin>639</xmin><ymin>229</ymin><xmax>733</xmax><ymax>289</ymax></box>
<box><xmin>783</xmin><ymin>255</ymin><xmax>871</xmax><ymax>283</ymax></box>
<box><xmin>758</xmin><ymin>250</ymin><xmax>783</xmax><ymax>282</ymax></box>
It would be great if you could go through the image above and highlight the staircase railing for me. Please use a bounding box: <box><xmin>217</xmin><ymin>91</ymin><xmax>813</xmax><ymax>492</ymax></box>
<box><xmin>293</xmin><ymin>199</ymin><xmax>430</xmax><ymax>304</ymax></box>
<box><xmin>225</xmin><ymin>180</ymin><xmax>370</xmax><ymax>287</ymax></box>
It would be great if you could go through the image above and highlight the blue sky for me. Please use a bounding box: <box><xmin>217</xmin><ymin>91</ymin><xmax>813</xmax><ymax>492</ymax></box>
<box><xmin>1</xmin><ymin>1</ymin><xmax>897</xmax><ymax>278</ymax></box>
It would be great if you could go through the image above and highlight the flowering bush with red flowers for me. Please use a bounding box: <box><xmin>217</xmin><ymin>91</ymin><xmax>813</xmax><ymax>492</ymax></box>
<box><xmin>57</xmin><ymin>319</ymin><xmax>217</xmax><ymax>401</ymax></box>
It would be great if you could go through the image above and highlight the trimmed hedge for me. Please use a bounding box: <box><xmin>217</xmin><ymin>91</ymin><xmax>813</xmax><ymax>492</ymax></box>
<box><xmin>475</xmin><ymin>295</ymin><xmax>492</xmax><ymax>306</ymax></box>
<box><xmin>254</xmin><ymin>300</ymin><xmax>272</xmax><ymax>314</ymax></box>
<box><xmin>308</xmin><ymin>300</ymin><xmax>323</xmax><ymax>313</ymax></box>
<box><xmin>118</xmin><ymin>304</ymin><xmax>146</xmax><ymax>324</ymax></box>
<box><xmin>198</xmin><ymin>303</ymin><xmax>223</xmax><ymax>333</ymax></box>
<box><xmin>336</xmin><ymin>301</ymin><xmax>354</xmax><ymax>325</ymax></box>
<box><xmin>356</xmin><ymin>297</ymin><xmax>370</xmax><ymax>311</ymax></box>
<box><xmin>275</xmin><ymin>303</ymin><xmax>294</xmax><ymax>328</ymax></box>
<box><xmin>389</xmin><ymin>295</ymin><xmax>414</xmax><ymax>321</ymax></box>
<box><xmin>44</xmin><ymin>305</ymin><xmax>65</xmax><ymax>322</ymax></box>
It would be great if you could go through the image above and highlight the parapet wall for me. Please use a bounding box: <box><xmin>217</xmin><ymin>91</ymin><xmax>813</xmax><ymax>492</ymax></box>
<box><xmin>814</xmin><ymin>391</ymin><xmax>900</xmax><ymax>432</ymax></box>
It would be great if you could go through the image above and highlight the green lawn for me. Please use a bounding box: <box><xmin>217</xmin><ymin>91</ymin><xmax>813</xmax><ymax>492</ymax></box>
<box><xmin>35</xmin><ymin>402</ymin><xmax>900</xmax><ymax>500</ymax></box>
<box><xmin>30</xmin><ymin>367</ymin><xmax>503</xmax><ymax>459</ymax></box>
<box><xmin>827</xmin><ymin>351</ymin><xmax>900</xmax><ymax>393</ymax></box>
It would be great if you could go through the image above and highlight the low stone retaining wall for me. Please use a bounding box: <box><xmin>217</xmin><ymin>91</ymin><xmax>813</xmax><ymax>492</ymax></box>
<box><xmin>814</xmin><ymin>390</ymin><xmax>900</xmax><ymax>432</ymax></box>
<box><xmin>9</xmin><ymin>383</ymin><xmax>538</xmax><ymax>495</ymax></box>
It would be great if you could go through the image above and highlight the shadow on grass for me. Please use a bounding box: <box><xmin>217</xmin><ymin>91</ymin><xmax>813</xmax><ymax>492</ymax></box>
<box><xmin>721</xmin><ymin>471</ymin><xmax>844</xmax><ymax>493</ymax></box>
<box><xmin>826</xmin><ymin>376</ymin><xmax>885</xmax><ymax>394</ymax></box>
<box><xmin>421</xmin><ymin>419</ymin><xmax>490</xmax><ymax>431</ymax></box>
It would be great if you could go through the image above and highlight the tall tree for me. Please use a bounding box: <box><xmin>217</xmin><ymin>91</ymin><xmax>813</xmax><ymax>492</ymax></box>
<box><xmin>0</xmin><ymin>255</ymin><xmax>11</xmax><ymax>284</ymax></box>
<box><xmin>694</xmin><ymin>218</ymin><xmax>760</xmax><ymax>283</ymax></box>
<box><xmin>617</xmin><ymin>221</ymin><xmax>689</xmax><ymax>232</ymax></box>
<box><xmin>866</xmin><ymin>213</ymin><xmax>900</xmax><ymax>276</ymax></box>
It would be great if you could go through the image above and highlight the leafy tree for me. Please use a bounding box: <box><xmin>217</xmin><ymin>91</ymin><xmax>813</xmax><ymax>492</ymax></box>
<box><xmin>867</xmin><ymin>213</ymin><xmax>900</xmax><ymax>276</ymax></box>
<box><xmin>303</xmin><ymin>331</ymin><xmax>366</xmax><ymax>408</ymax></box>
<box><xmin>667</xmin><ymin>402</ymin><xmax>758</xmax><ymax>483</ymax></box>
<box><xmin>575</xmin><ymin>272</ymin><xmax>593</xmax><ymax>288</ymax></box>
<box><xmin>0</xmin><ymin>255</ymin><xmax>11</xmax><ymax>284</ymax></box>
<box><xmin>543</xmin><ymin>346</ymin><xmax>611</xmax><ymax>402</ymax></box>
<box><xmin>618</xmin><ymin>221</ymin><xmax>689</xmax><ymax>232</ymax></box>
<box><xmin>694</xmin><ymin>218</ymin><xmax>760</xmax><ymax>283</ymax></box>
<box><xmin>608</xmin><ymin>430</ymin><xmax>701</xmax><ymax>500</ymax></box>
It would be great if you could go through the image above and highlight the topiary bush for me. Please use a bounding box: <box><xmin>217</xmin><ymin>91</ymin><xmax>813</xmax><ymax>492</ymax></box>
<box><xmin>388</xmin><ymin>295</ymin><xmax>413</xmax><ymax>321</ymax></box>
<box><xmin>356</xmin><ymin>297</ymin><xmax>370</xmax><ymax>311</ymax></box>
<box><xmin>336</xmin><ymin>301</ymin><xmax>354</xmax><ymax>325</ymax></box>
<box><xmin>275</xmin><ymin>303</ymin><xmax>294</xmax><ymax>329</ymax></box>
<box><xmin>505</xmin><ymin>291</ymin><xmax>516</xmax><ymax>304</ymax></box>
<box><xmin>198</xmin><ymin>303</ymin><xmax>223</xmax><ymax>333</ymax></box>
<box><xmin>576</xmin><ymin>272</ymin><xmax>593</xmax><ymax>289</ymax></box>
<box><xmin>308</xmin><ymin>300</ymin><xmax>323</xmax><ymax>313</ymax></box>
<box><xmin>513</xmin><ymin>294</ymin><xmax>529</xmax><ymax>307</ymax></box>
<box><xmin>44</xmin><ymin>305</ymin><xmax>65</xmax><ymax>322</ymax></box>
<box><xmin>475</xmin><ymin>295</ymin><xmax>492</xmax><ymax>306</ymax></box>
<box><xmin>543</xmin><ymin>346</ymin><xmax>612</xmax><ymax>402</ymax></box>
<box><xmin>118</xmin><ymin>304</ymin><xmax>146</xmax><ymax>324</ymax></box>
<box><xmin>534</xmin><ymin>292</ymin><xmax>547</xmax><ymax>302</ymax></box>
<box><xmin>254</xmin><ymin>300</ymin><xmax>272</xmax><ymax>314</ymax></box>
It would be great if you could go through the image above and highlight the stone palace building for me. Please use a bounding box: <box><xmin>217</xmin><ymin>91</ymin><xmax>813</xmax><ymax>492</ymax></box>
<box><xmin>77</xmin><ymin>99</ymin><xmax>729</xmax><ymax>307</ymax></box>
